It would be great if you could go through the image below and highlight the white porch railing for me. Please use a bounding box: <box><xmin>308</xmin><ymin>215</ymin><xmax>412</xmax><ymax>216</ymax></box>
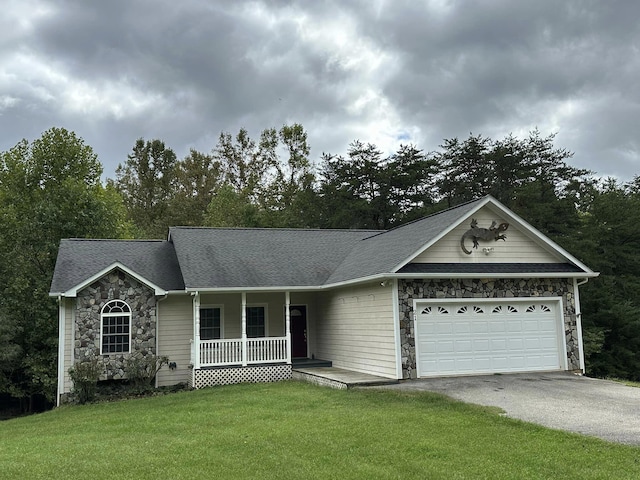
<box><xmin>200</xmin><ymin>339</ymin><xmax>243</xmax><ymax>366</ymax></box>
<box><xmin>196</xmin><ymin>336</ymin><xmax>289</xmax><ymax>368</ymax></box>
<box><xmin>247</xmin><ymin>337</ymin><xmax>288</xmax><ymax>364</ymax></box>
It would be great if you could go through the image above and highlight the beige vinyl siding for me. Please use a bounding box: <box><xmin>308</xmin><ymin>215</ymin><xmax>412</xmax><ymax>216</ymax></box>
<box><xmin>157</xmin><ymin>294</ymin><xmax>193</xmax><ymax>387</ymax></box>
<box><xmin>200</xmin><ymin>292</ymin><xmax>294</xmax><ymax>338</ymax></box>
<box><xmin>62</xmin><ymin>298</ymin><xmax>74</xmax><ymax>394</ymax></box>
<box><xmin>413</xmin><ymin>206</ymin><xmax>562</xmax><ymax>263</ymax></box>
<box><xmin>316</xmin><ymin>282</ymin><xmax>397</xmax><ymax>378</ymax></box>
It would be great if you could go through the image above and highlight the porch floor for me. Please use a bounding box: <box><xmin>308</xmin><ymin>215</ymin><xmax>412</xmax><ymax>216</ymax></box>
<box><xmin>291</xmin><ymin>357</ymin><xmax>332</xmax><ymax>368</ymax></box>
<box><xmin>292</xmin><ymin>366</ymin><xmax>398</xmax><ymax>389</ymax></box>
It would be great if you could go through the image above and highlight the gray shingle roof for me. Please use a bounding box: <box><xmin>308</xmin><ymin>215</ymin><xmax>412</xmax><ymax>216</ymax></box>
<box><xmin>168</xmin><ymin>227</ymin><xmax>379</xmax><ymax>288</ymax></box>
<box><xmin>50</xmin><ymin>239</ymin><xmax>185</xmax><ymax>294</ymax></box>
<box><xmin>50</xmin><ymin>196</ymin><xmax>594</xmax><ymax>295</ymax></box>
<box><xmin>325</xmin><ymin>198</ymin><xmax>486</xmax><ymax>284</ymax></box>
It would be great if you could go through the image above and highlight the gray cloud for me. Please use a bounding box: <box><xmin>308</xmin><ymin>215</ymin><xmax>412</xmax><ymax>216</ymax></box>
<box><xmin>1</xmin><ymin>0</ymin><xmax>638</xmax><ymax>181</ymax></box>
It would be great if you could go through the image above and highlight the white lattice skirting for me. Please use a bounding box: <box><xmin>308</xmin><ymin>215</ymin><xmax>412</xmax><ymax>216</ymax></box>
<box><xmin>192</xmin><ymin>364</ymin><xmax>292</xmax><ymax>389</ymax></box>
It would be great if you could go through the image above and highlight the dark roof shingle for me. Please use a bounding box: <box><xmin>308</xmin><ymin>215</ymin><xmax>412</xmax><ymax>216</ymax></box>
<box><xmin>325</xmin><ymin>198</ymin><xmax>485</xmax><ymax>283</ymax></box>
<box><xmin>50</xmin><ymin>239</ymin><xmax>185</xmax><ymax>294</ymax></box>
<box><xmin>168</xmin><ymin>227</ymin><xmax>379</xmax><ymax>288</ymax></box>
<box><xmin>50</xmin><ymin>196</ymin><xmax>593</xmax><ymax>294</ymax></box>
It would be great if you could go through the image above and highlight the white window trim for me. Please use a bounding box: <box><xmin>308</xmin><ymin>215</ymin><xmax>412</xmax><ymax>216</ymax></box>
<box><xmin>246</xmin><ymin>303</ymin><xmax>269</xmax><ymax>337</ymax></box>
<box><xmin>199</xmin><ymin>304</ymin><xmax>224</xmax><ymax>339</ymax></box>
<box><xmin>100</xmin><ymin>300</ymin><xmax>132</xmax><ymax>355</ymax></box>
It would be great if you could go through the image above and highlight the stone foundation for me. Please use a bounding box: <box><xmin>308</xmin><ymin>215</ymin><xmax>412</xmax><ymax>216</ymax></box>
<box><xmin>398</xmin><ymin>278</ymin><xmax>579</xmax><ymax>379</ymax></box>
<box><xmin>75</xmin><ymin>269</ymin><xmax>157</xmax><ymax>380</ymax></box>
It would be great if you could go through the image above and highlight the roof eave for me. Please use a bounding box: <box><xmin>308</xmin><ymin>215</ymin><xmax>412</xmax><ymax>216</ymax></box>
<box><xmin>60</xmin><ymin>262</ymin><xmax>168</xmax><ymax>297</ymax></box>
<box><xmin>390</xmin><ymin>197</ymin><xmax>492</xmax><ymax>272</ymax></box>
<box><xmin>391</xmin><ymin>195</ymin><xmax>597</xmax><ymax>275</ymax></box>
<box><xmin>182</xmin><ymin>268</ymin><xmax>600</xmax><ymax>292</ymax></box>
<box><xmin>184</xmin><ymin>285</ymin><xmax>324</xmax><ymax>293</ymax></box>
<box><xmin>389</xmin><ymin>271</ymin><xmax>600</xmax><ymax>279</ymax></box>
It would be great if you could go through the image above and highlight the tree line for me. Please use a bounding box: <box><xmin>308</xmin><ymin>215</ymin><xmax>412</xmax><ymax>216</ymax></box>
<box><xmin>1</xmin><ymin>125</ymin><xmax>639</xmax><ymax>413</ymax></box>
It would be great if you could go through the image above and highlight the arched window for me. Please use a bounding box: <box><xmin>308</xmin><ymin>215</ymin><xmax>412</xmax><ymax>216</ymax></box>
<box><xmin>101</xmin><ymin>300</ymin><xmax>132</xmax><ymax>354</ymax></box>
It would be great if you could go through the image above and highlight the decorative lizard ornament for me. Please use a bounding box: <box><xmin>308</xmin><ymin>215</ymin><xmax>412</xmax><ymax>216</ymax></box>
<box><xmin>460</xmin><ymin>219</ymin><xmax>509</xmax><ymax>254</ymax></box>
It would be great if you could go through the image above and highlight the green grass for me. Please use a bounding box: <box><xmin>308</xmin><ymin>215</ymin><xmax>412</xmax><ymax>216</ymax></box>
<box><xmin>610</xmin><ymin>377</ymin><xmax>640</xmax><ymax>388</ymax></box>
<box><xmin>1</xmin><ymin>381</ymin><xmax>638</xmax><ymax>479</ymax></box>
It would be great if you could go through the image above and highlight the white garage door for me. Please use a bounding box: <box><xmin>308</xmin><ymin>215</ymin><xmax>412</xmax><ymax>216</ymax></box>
<box><xmin>415</xmin><ymin>300</ymin><xmax>564</xmax><ymax>377</ymax></box>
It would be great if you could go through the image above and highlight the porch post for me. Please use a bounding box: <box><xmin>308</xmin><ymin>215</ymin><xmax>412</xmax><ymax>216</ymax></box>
<box><xmin>241</xmin><ymin>292</ymin><xmax>247</xmax><ymax>366</ymax></box>
<box><xmin>193</xmin><ymin>292</ymin><xmax>201</xmax><ymax>370</ymax></box>
<box><xmin>285</xmin><ymin>291</ymin><xmax>291</xmax><ymax>364</ymax></box>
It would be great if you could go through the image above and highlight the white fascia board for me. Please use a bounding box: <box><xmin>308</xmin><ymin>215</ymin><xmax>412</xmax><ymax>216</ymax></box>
<box><xmin>390</xmin><ymin>197</ymin><xmax>492</xmax><ymax>273</ymax></box>
<box><xmin>186</xmin><ymin>274</ymin><xmax>394</xmax><ymax>293</ymax></box>
<box><xmin>184</xmin><ymin>285</ymin><xmax>323</xmax><ymax>293</ymax></box>
<box><xmin>62</xmin><ymin>262</ymin><xmax>168</xmax><ymax>297</ymax></box>
<box><xmin>182</xmin><ymin>269</ymin><xmax>600</xmax><ymax>294</ymax></box>
<box><xmin>319</xmin><ymin>273</ymin><xmax>391</xmax><ymax>290</ymax></box>
<box><xmin>391</xmin><ymin>271</ymin><xmax>599</xmax><ymax>280</ymax></box>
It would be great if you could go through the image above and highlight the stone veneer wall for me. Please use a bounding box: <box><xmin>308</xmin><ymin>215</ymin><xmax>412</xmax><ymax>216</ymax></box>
<box><xmin>75</xmin><ymin>270</ymin><xmax>157</xmax><ymax>380</ymax></box>
<box><xmin>398</xmin><ymin>278</ymin><xmax>579</xmax><ymax>380</ymax></box>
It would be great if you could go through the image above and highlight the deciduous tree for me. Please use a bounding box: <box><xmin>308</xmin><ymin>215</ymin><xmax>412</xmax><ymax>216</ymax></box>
<box><xmin>0</xmin><ymin>127</ymin><xmax>130</xmax><ymax>411</ymax></box>
<box><xmin>113</xmin><ymin>138</ymin><xmax>177</xmax><ymax>238</ymax></box>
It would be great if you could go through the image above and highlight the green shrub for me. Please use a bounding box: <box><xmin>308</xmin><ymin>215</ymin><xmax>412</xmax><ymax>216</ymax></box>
<box><xmin>125</xmin><ymin>352</ymin><xmax>169</xmax><ymax>389</ymax></box>
<box><xmin>68</xmin><ymin>356</ymin><xmax>103</xmax><ymax>404</ymax></box>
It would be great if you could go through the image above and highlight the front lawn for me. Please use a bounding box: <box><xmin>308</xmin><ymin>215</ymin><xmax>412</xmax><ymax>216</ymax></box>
<box><xmin>0</xmin><ymin>381</ymin><xmax>637</xmax><ymax>479</ymax></box>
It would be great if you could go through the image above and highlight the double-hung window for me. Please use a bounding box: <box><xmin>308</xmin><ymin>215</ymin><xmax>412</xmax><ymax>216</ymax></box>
<box><xmin>200</xmin><ymin>307</ymin><xmax>222</xmax><ymax>340</ymax></box>
<box><xmin>246</xmin><ymin>306</ymin><xmax>266</xmax><ymax>338</ymax></box>
<box><xmin>101</xmin><ymin>300</ymin><xmax>131</xmax><ymax>354</ymax></box>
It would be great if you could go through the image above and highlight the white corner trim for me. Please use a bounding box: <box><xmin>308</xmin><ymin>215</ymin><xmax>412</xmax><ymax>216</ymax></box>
<box><xmin>62</xmin><ymin>262</ymin><xmax>167</xmax><ymax>297</ymax></box>
<box><xmin>573</xmin><ymin>278</ymin><xmax>587</xmax><ymax>373</ymax></box>
<box><xmin>391</xmin><ymin>279</ymin><xmax>403</xmax><ymax>379</ymax></box>
<box><xmin>155</xmin><ymin>294</ymin><xmax>168</xmax><ymax>388</ymax></box>
<box><xmin>412</xmin><ymin>298</ymin><xmax>421</xmax><ymax>378</ymax></box>
<box><xmin>56</xmin><ymin>296</ymin><xmax>65</xmax><ymax>407</ymax></box>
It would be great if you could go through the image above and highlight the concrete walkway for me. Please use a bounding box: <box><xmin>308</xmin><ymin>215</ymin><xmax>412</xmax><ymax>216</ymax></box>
<box><xmin>292</xmin><ymin>366</ymin><xmax>398</xmax><ymax>389</ymax></box>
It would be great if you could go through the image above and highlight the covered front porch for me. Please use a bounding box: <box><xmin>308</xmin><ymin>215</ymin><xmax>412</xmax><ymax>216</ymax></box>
<box><xmin>188</xmin><ymin>290</ymin><xmax>311</xmax><ymax>388</ymax></box>
<box><xmin>193</xmin><ymin>336</ymin><xmax>289</xmax><ymax>368</ymax></box>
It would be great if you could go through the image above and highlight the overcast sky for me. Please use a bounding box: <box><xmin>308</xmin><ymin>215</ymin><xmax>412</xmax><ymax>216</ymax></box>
<box><xmin>1</xmin><ymin>0</ymin><xmax>638</xmax><ymax>182</ymax></box>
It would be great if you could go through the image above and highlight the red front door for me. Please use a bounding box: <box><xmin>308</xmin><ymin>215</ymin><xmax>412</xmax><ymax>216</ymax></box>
<box><xmin>290</xmin><ymin>306</ymin><xmax>308</xmax><ymax>358</ymax></box>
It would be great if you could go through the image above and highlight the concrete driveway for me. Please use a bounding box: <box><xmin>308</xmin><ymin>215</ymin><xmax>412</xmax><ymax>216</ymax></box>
<box><xmin>374</xmin><ymin>372</ymin><xmax>640</xmax><ymax>445</ymax></box>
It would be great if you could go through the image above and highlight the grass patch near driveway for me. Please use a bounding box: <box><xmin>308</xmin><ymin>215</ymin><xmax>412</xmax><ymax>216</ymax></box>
<box><xmin>610</xmin><ymin>377</ymin><xmax>640</xmax><ymax>388</ymax></box>
<box><xmin>1</xmin><ymin>381</ymin><xmax>638</xmax><ymax>479</ymax></box>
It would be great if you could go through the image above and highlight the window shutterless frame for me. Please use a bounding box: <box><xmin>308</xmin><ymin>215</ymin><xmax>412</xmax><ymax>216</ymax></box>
<box><xmin>246</xmin><ymin>305</ymin><xmax>267</xmax><ymax>338</ymax></box>
<box><xmin>100</xmin><ymin>300</ymin><xmax>132</xmax><ymax>355</ymax></box>
<box><xmin>200</xmin><ymin>305</ymin><xmax>223</xmax><ymax>340</ymax></box>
